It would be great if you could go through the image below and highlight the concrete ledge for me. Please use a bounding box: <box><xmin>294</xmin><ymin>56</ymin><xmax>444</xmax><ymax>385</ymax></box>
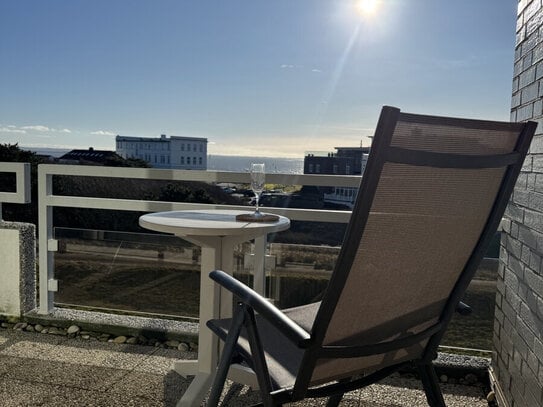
<box><xmin>394</xmin><ymin>353</ymin><xmax>491</xmax><ymax>387</ymax></box>
<box><xmin>0</xmin><ymin>221</ymin><xmax>36</xmax><ymax>316</ymax></box>
<box><xmin>489</xmin><ymin>366</ymin><xmax>509</xmax><ymax>407</ymax></box>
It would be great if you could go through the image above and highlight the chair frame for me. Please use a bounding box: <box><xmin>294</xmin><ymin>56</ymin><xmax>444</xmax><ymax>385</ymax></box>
<box><xmin>206</xmin><ymin>106</ymin><xmax>537</xmax><ymax>406</ymax></box>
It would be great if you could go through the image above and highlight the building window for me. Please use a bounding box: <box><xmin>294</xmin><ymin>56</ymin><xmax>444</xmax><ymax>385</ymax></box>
<box><xmin>187</xmin><ymin>144</ymin><xmax>191</xmax><ymax>152</ymax></box>
<box><xmin>199</xmin><ymin>157</ymin><xmax>202</xmax><ymax>165</ymax></box>
<box><xmin>308</xmin><ymin>164</ymin><xmax>314</xmax><ymax>173</ymax></box>
<box><xmin>193</xmin><ymin>157</ymin><xmax>197</xmax><ymax>165</ymax></box>
<box><xmin>346</xmin><ymin>165</ymin><xmax>351</xmax><ymax>174</ymax></box>
<box><xmin>199</xmin><ymin>144</ymin><xmax>203</xmax><ymax>152</ymax></box>
<box><xmin>333</xmin><ymin>164</ymin><xmax>338</xmax><ymax>174</ymax></box>
<box><xmin>181</xmin><ymin>144</ymin><xmax>185</xmax><ymax>151</ymax></box>
<box><xmin>316</xmin><ymin>164</ymin><xmax>321</xmax><ymax>173</ymax></box>
<box><xmin>160</xmin><ymin>155</ymin><xmax>166</xmax><ymax>164</ymax></box>
<box><xmin>180</xmin><ymin>157</ymin><xmax>184</xmax><ymax>164</ymax></box>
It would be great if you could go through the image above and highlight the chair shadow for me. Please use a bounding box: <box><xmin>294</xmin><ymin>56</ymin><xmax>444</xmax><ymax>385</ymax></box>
<box><xmin>163</xmin><ymin>373</ymin><xmax>262</xmax><ymax>406</ymax></box>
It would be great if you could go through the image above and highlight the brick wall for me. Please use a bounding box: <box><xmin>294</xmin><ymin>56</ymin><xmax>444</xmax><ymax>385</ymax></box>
<box><xmin>492</xmin><ymin>1</ymin><xmax>543</xmax><ymax>406</ymax></box>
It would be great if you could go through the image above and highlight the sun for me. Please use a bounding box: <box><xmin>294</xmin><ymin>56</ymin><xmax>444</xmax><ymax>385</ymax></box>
<box><xmin>355</xmin><ymin>0</ymin><xmax>379</xmax><ymax>17</ymax></box>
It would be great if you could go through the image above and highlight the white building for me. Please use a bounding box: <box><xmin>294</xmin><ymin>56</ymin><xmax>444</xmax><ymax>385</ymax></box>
<box><xmin>116</xmin><ymin>135</ymin><xmax>208</xmax><ymax>170</ymax></box>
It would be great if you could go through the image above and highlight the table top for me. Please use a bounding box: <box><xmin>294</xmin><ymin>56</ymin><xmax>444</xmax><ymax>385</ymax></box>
<box><xmin>139</xmin><ymin>209</ymin><xmax>290</xmax><ymax>237</ymax></box>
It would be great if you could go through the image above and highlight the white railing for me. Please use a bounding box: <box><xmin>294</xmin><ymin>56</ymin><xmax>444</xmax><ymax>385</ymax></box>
<box><xmin>0</xmin><ymin>162</ymin><xmax>31</xmax><ymax>219</ymax></box>
<box><xmin>38</xmin><ymin>164</ymin><xmax>360</xmax><ymax>314</ymax></box>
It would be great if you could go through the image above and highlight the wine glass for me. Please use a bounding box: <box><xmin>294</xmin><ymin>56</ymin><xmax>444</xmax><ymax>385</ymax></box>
<box><xmin>250</xmin><ymin>163</ymin><xmax>265</xmax><ymax>217</ymax></box>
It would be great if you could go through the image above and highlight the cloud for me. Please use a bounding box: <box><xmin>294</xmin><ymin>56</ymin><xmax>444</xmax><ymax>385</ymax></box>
<box><xmin>21</xmin><ymin>125</ymin><xmax>51</xmax><ymax>132</ymax></box>
<box><xmin>18</xmin><ymin>125</ymin><xmax>72</xmax><ymax>133</ymax></box>
<box><xmin>280</xmin><ymin>64</ymin><xmax>322</xmax><ymax>73</ymax></box>
<box><xmin>90</xmin><ymin>130</ymin><xmax>116</xmax><ymax>136</ymax></box>
<box><xmin>0</xmin><ymin>127</ymin><xmax>26</xmax><ymax>134</ymax></box>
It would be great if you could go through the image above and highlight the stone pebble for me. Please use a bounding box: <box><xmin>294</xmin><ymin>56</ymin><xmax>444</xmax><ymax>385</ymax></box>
<box><xmin>165</xmin><ymin>340</ymin><xmax>180</xmax><ymax>348</ymax></box>
<box><xmin>126</xmin><ymin>337</ymin><xmax>138</xmax><ymax>345</ymax></box>
<box><xmin>1</xmin><ymin>319</ymin><xmax>197</xmax><ymax>353</ymax></box>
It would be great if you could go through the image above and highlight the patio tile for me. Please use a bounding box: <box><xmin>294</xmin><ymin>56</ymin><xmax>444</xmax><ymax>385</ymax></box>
<box><xmin>133</xmin><ymin>352</ymin><xmax>190</xmax><ymax>375</ymax></box>
<box><xmin>106</xmin><ymin>369</ymin><xmax>191</xmax><ymax>406</ymax></box>
<box><xmin>0</xmin><ymin>329</ymin><xmax>68</xmax><ymax>350</ymax></box>
<box><xmin>0</xmin><ymin>355</ymin><xmax>124</xmax><ymax>391</ymax></box>
<box><xmin>0</xmin><ymin>378</ymin><xmax>57</xmax><ymax>406</ymax></box>
<box><xmin>0</xmin><ymin>340</ymin><xmax>148</xmax><ymax>371</ymax></box>
<box><xmin>0</xmin><ymin>327</ymin><xmax>490</xmax><ymax>406</ymax></box>
<box><xmin>41</xmin><ymin>384</ymin><xmax>161</xmax><ymax>407</ymax></box>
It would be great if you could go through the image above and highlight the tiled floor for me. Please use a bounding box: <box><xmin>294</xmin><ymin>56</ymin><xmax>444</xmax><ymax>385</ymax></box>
<box><xmin>0</xmin><ymin>328</ymin><xmax>488</xmax><ymax>406</ymax></box>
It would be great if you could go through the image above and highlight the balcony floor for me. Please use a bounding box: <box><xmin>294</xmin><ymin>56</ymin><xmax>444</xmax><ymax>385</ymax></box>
<box><xmin>0</xmin><ymin>327</ymin><xmax>488</xmax><ymax>406</ymax></box>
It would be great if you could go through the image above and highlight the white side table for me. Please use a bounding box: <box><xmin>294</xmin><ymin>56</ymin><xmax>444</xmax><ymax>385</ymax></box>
<box><xmin>139</xmin><ymin>209</ymin><xmax>290</xmax><ymax>406</ymax></box>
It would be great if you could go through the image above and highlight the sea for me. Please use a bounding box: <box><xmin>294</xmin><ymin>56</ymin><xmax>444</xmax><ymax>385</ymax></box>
<box><xmin>24</xmin><ymin>147</ymin><xmax>304</xmax><ymax>174</ymax></box>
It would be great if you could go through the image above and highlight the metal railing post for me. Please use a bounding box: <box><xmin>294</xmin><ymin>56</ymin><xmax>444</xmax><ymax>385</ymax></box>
<box><xmin>38</xmin><ymin>166</ymin><xmax>55</xmax><ymax>313</ymax></box>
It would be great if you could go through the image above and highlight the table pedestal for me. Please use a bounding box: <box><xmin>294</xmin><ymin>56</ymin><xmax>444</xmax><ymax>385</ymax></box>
<box><xmin>138</xmin><ymin>210</ymin><xmax>289</xmax><ymax>407</ymax></box>
<box><xmin>176</xmin><ymin>235</ymin><xmax>256</xmax><ymax>407</ymax></box>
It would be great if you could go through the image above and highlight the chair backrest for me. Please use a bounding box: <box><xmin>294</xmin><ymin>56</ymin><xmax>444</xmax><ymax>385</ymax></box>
<box><xmin>293</xmin><ymin>106</ymin><xmax>536</xmax><ymax>395</ymax></box>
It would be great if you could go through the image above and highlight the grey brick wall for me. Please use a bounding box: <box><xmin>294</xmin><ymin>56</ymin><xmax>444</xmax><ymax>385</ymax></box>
<box><xmin>493</xmin><ymin>1</ymin><xmax>543</xmax><ymax>406</ymax></box>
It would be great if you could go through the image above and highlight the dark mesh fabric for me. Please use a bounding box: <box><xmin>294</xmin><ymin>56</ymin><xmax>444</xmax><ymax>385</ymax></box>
<box><xmin>309</xmin><ymin>117</ymin><xmax>519</xmax><ymax>383</ymax></box>
<box><xmin>390</xmin><ymin>121</ymin><xmax>519</xmax><ymax>154</ymax></box>
<box><xmin>208</xmin><ymin>302</ymin><xmax>320</xmax><ymax>389</ymax></box>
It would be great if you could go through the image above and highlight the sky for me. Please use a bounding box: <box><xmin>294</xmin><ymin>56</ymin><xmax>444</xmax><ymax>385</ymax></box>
<box><xmin>0</xmin><ymin>0</ymin><xmax>518</xmax><ymax>158</ymax></box>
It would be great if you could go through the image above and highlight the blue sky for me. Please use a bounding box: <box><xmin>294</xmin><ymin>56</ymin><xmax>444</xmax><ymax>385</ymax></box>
<box><xmin>0</xmin><ymin>1</ymin><xmax>517</xmax><ymax>157</ymax></box>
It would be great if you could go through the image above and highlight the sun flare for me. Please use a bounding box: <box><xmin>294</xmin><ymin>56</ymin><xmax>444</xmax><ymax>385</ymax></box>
<box><xmin>355</xmin><ymin>0</ymin><xmax>379</xmax><ymax>17</ymax></box>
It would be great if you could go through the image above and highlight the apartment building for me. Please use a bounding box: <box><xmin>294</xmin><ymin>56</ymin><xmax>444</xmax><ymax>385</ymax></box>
<box><xmin>116</xmin><ymin>134</ymin><xmax>208</xmax><ymax>170</ymax></box>
<box><xmin>304</xmin><ymin>146</ymin><xmax>370</xmax><ymax>209</ymax></box>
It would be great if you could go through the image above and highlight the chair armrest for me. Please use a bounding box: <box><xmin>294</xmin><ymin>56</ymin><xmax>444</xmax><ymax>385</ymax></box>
<box><xmin>455</xmin><ymin>301</ymin><xmax>472</xmax><ymax>316</ymax></box>
<box><xmin>209</xmin><ymin>270</ymin><xmax>312</xmax><ymax>348</ymax></box>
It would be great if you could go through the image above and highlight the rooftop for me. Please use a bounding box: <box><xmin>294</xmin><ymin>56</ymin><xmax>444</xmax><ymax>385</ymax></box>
<box><xmin>116</xmin><ymin>135</ymin><xmax>208</xmax><ymax>142</ymax></box>
<box><xmin>58</xmin><ymin>148</ymin><xmax>122</xmax><ymax>163</ymax></box>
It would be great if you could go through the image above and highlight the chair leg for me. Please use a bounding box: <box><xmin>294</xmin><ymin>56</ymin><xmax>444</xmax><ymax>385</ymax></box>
<box><xmin>326</xmin><ymin>392</ymin><xmax>344</xmax><ymax>407</ymax></box>
<box><xmin>244</xmin><ymin>307</ymin><xmax>275</xmax><ymax>407</ymax></box>
<box><xmin>325</xmin><ymin>377</ymin><xmax>350</xmax><ymax>407</ymax></box>
<box><xmin>208</xmin><ymin>304</ymin><xmax>247</xmax><ymax>406</ymax></box>
<box><xmin>417</xmin><ymin>363</ymin><xmax>446</xmax><ymax>407</ymax></box>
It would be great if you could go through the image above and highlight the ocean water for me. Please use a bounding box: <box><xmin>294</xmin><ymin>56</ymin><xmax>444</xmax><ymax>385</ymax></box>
<box><xmin>24</xmin><ymin>147</ymin><xmax>304</xmax><ymax>174</ymax></box>
<box><xmin>208</xmin><ymin>155</ymin><xmax>303</xmax><ymax>174</ymax></box>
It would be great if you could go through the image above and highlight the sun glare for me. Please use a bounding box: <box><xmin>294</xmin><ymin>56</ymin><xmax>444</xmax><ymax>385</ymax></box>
<box><xmin>355</xmin><ymin>0</ymin><xmax>379</xmax><ymax>17</ymax></box>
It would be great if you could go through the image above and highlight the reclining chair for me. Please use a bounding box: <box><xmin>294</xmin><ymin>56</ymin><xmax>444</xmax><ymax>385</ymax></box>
<box><xmin>206</xmin><ymin>106</ymin><xmax>536</xmax><ymax>406</ymax></box>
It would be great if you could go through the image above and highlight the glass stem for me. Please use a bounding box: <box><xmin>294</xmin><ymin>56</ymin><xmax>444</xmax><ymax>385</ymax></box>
<box><xmin>255</xmin><ymin>193</ymin><xmax>260</xmax><ymax>213</ymax></box>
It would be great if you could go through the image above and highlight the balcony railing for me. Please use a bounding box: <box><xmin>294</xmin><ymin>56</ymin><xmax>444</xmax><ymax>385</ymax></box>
<box><xmin>0</xmin><ymin>162</ymin><xmax>498</xmax><ymax>352</ymax></box>
<box><xmin>0</xmin><ymin>162</ymin><xmax>30</xmax><ymax>219</ymax></box>
<box><xmin>37</xmin><ymin>164</ymin><xmax>360</xmax><ymax>314</ymax></box>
